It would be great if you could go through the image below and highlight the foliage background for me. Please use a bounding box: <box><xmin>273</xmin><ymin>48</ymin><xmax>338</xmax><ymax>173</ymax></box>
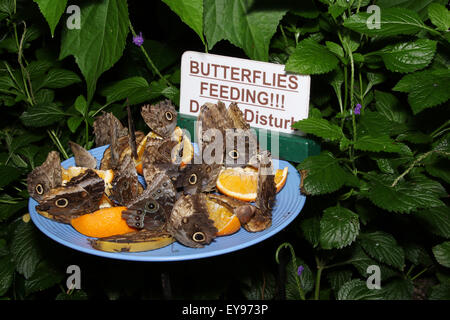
<box><xmin>0</xmin><ymin>0</ymin><xmax>449</xmax><ymax>300</ymax></box>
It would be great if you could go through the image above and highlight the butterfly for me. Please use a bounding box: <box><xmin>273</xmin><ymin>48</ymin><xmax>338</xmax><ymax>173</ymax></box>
<box><xmin>141</xmin><ymin>99</ymin><xmax>177</xmax><ymax>138</ymax></box>
<box><xmin>27</xmin><ymin>151</ymin><xmax>62</xmax><ymax>202</ymax></box>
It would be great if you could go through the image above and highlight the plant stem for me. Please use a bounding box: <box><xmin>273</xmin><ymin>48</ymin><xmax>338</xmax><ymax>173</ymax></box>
<box><xmin>275</xmin><ymin>242</ymin><xmax>306</xmax><ymax>300</ymax></box>
<box><xmin>411</xmin><ymin>268</ymin><xmax>428</xmax><ymax>281</ymax></box>
<box><xmin>84</xmin><ymin>118</ymin><xmax>89</xmax><ymax>148</ymax></box>
<box><xmin>391</xmin><ymin>151</ymin><xmax>432</xmax><ymax>187</ymax></box>
<box><xmin>314</xmin><ymin>256</ymin><xmax>323</xmax><ymax>300</ymax></box>
<box><xmin>129</xmin><ymin>21</ymin><xmax>171</xmax><ymax>87</ymax></box>
<box><xmin>430</xmin><ymin>119</ymin><xmax>450</xmax><ymax>138</ymax></box>
<box><xmin>47</xmin><ymin>130</ymin><xmax>69</xmax><ymax>159</ymax></box>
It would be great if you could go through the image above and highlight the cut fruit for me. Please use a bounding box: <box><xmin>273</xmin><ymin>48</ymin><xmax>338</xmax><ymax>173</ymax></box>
<box><xmin>216</xmin><ymin>167</ymin><xmax>288</xmax><ymax>202</ymax></box>
<box><xmin>205</xmin><ymin>198</ymin><xmax>241</xmax><ymax>236</ymax></box>
<box><xmin>62</xmin><ymin>167</ymin><xmax>114</xmax><ymax>185</ymax></box>
<box><xmin>71</xmin><ymin>206</ymin><xmax>136</xmax><ymax>238</ymax></box>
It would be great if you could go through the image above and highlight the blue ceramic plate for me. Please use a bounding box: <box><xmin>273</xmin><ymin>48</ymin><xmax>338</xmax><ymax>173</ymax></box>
<box><xmin>29</xmin><ymin>145</ymin><xmax>305</xmax><ymax>261</ymax></box>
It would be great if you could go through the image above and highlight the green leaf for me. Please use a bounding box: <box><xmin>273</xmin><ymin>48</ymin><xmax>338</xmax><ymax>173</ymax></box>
<box><xmin>33</xmin><ymin>0</ymin><xmax>68</xmax><ymax>37</ymax></box>
<box><xmin>343</xmin><ymin>8</ymin><xmax>429</xmax><ymax>37</ymax></box>
<box><xmin>337</xmin><ymin>279</ymin><xmax>382</xmax><ymax>300</ymax></box>
<box><xmin>241</xmin><ymin>273</ymin><xmax>275</xmax><ymax>300</ymax></box>
<box><xmin>20</xmin><ymin>103</ymin><xmax>65</xmax><ymax>127</ymax></box>
<box><xmin>320</xmin><ymin>206</ymin><xmax>360</xmax><ymax>250</ymax></box>
<box><xmin>359</xmin><ymin>231</ymin><xmax>405</xmax><ymax>270</ymax></box>
<box><xmin>0</xmin><ymin>165</ymin><xmax>22</xmax><ymax>188</ymax></box>
<box><xmin>286</xmin><ymin>38</ymin><xmax>339</xmax><ymax>74</ymax></box>
<box><xmin>286</xmin><ymin>257</ymin><xmax>314</xmax><ymax>299</ymax></box>
<box><xmin>24</xmin><ymin>260</ymin><xmax>63</xmax><ymax>296</ymax></box>
<box><xmin>74</xmin><ymin>95</ymin><xmax>87</xmax><ymax>116</ymax></box>
<box><xmin>297</xmin><ymin>151</ymin><xmax>354</xmax><ymax>195</ymax></box>
<box><xmin>425</xmin><ymin>155</ymin><xmax>450</xmax><ymax>184</ymax></box>
<box><xmin>327</xmin><ymin>270</ymin><xmax>352</xmax><ymax>293</ymax></box>
<box><xmin>381</xmin><ymin>278</ymin><xmax>414</xmax><ymax>300</ymax></box>
<box><xmin>11</xmin><ymin>221</ymin><xmax>44</xmax><ymax>279</ymax></box>
<box><xmin>59</xmin><ymin>0</ymin><xmax>129</xmax><ymax>103</ymax></box>
<box><xmin>354</xmin><ymin>135</ymin><xmax>405</xmax><ymax>153</ymax></box>
<box><xmin>292</xmin><ymin>118</ymin><xmax>344</xmax><ymax>141</ymax></box>
<box><xmin>349</xmin><ymin>246</ymin><xmax>399</xmax><ymax>281</ymax></box>
<box><xmin>299</xmin><ymin>217</ymin><xmax>320</xmax><ymax>248</ymax></box>
<box><xmin>428</xmin><ymin>3</ymin><xmax>450</xmax><ymax>31</ymax></box>
<box><xmin>36</xmin><ymin>69</ymin><xmax>81</xmax><ymax>90</ymax></box>
<box><xmin>433</xmin><ymin>241</ymin><xmax>450</xmax><ymax>268</ymax></box>
<box><xmin>374</xmin><ymin>90</ymin><xmax>408</xmax><ymax>124</ymax></box>
<box><xmin>67</xmin><ymin>116</ymin><xmax>83</xmax><ymax>134</ymax></box>
<box><xmin>393</xmin><ymin>69</ymin><xmax>450</xmax><ymax>114</ymax></box>
<box><xmin>414</xmin><ymin>206</ymin><xmax>450</xmax><ymax>239</ymax></box>
<box><xmin>162</xmin><ymin>0</ymin><xmax>204</xmax><ymax>44</ymax></box>
<box><xmin>364</xmin><ymin>173</ymin><xmax>446</xmax><ymax>214</ymax></box>
<box><xmin>377</xmin><ymin>39</ymin><xmax>437</xmax><ymax>73</ymax></box>
<box><xmin>203</xmin><ymin>0</ymin><xmax>286</xmax><ymax>61</ymax></box>
<box><xmin>0</xmin><ymin>202</ymin><xmax>27</xmax><ymax>222</ymax></box>
<box><xmin>0</xmin><ymin>257</ymin><xmax>15</xmax><ymax>296</ymax></box>
<box><xmin>56</xmin><ymin>290</ymin><xmax>89</xmax><ymax>300</ymax></box>
<box><xmin>429</xmin><ymin>283</ymin><xmax>450</xmax><ymax>300</ymax></box>
<box><xmin>376</xmin><ymin>0</ymin><xmax>443</xmax><ymax>20</ymax></box>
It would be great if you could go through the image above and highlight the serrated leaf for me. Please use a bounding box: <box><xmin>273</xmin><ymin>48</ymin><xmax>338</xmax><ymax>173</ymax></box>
<box><xmin>33</xmin><ymin>0</ymin><xmax>68</xmax><ymax>37</ymax></box>
<box><xmin>404</xmin><ymin>244</ymin><xmax>433</xmax><ymax>266</ymax></box>
<box><xmin>349</xmin><ymin>246</ymin><xmax>399</xmax><ymax>281</ymax></box>
<box><xmin>354</xmin><ymin>135</ymin><xmax>405</xmax><ymax>153</ymax></box>
<box><xmin>0</xmin><ymin>165</ymin><xmax>22</xmax><ymax>188</ymax></box>
<box><xmin>297</xmin><ymin>151</ymin><xmax>354</xmax><ymax>195</ymax></box>
<box><xmin>320</xmin><ymin>206</ymin><xmax>360</xmax><ymax>250</ymax></box>
<box><xmin>59</xmin><ymin>0</ymin><xmax>129</xmax><ymax>102</ymax></box>
<box><xmin>414</xmin><ymin>206</ymin><xmax>450</xmax><ymax>239</ymax></box>
<box><xmin>162</xmin><ymin>0</ymin><xmax>204</xmax><ymax>44</ymax></box>
<box><xmin>286</xmin><ymin>257</ymin><xmax>314</xmax><ymax>299</ymax></box>
<box><xmin>292</xmin><ymin>118</ymin><xmax>344</xmax><ymax>141</ymax></box>
<box><xmin>203</xmin><ymin>0</ymin><xmax>286</xmax><ymax>61</ymax></box>
<box><xmin>381</xmin><ymin>278</ymin><xmax>414</xmax><ymax>300</ymax></box>
<box><xmin>327</xmin><ymin>270</ymin><xmax>352</xmax><ymax>293</ymax></box>
<box><xmin>377</xmin><ymin>39</ymin><xmax>437</xmax><ymax>73</ymax></box>
<box><xmin>393</xmin><ymin>69</ymin><xmax>450</xmax><ymax>114</ymax></box>
<box><xmin>425</xmin><ymin>156</ymin><xmax>450</xmax><ymax>184</ymax></box>
<box><xmin>359</xmin><ymin>231</ymin><xmax>405</xmax><ymax>270</ymax></box>
<box><xmin>20</xmin><ymin>103</ymin><xmax>65</xmax><ymax>127</ymax></box>
<box><xmin>429</xmin><ymin>283</ymin><xmax>450</xmax><ymax>300</ymax></box>
<box><xmin>337</xmin><ymin>279</ymin><xmax>383</xmax><ymax>300</ymax></box>
<box><xmin>0</xmin><ymin>257</ymin><xmax>15</xmax><ymax>296</ymax></box>
<box><xmin>11</xmin><ymin>221</ymin><xmax>44</xmax><ymax>279</ymax></box>
<box><xmin>285</xmin><ymin>38</ymin><xmax>339</xmax><ymax>75</ymax></box>
<box><xmin>364</xmin><ymin>172</ymin><xmax>446</xmax><ymax>214</ymax></box>
<box><xmin>343</xmin><ymin>8</ymin><xmax>428</xmax><ymax>37</ymax></box>
<box><xmin>428</xmin><ymin>3</ymin><xmax>450</xmax><ymax>31</ymax></box>
<box><xmin>24</xmin><ymin>260</ymin><xmax>63</xmax><ymax>296</ymax></box>
<box><xmin>433</xmin><ymin>241</ymin><xmax>450</xmax><ymax>268</ymax></box>
<box><xmin>299</xmin><ymin>217</ymin><xmax>320</xmax><ymax>248</ymax></box>
<box><xmin>374</xmin><ymin>90</ymin><xmax>408</xmax><ymax>124</ymax></box>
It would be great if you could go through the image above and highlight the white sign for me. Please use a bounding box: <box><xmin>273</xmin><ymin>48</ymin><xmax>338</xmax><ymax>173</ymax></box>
<box><xmin>180</xmin><ymin>51</ymin><xmax>310</xmax><ymax>135</ymax></box>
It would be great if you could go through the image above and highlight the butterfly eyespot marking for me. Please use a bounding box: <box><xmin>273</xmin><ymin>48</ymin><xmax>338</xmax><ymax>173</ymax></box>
<box><xmin>55</xmin><ymin>198</ymin><xmax>68</xmax><ymax>208</ymax></box>
<box><xmin>35</xmin><ymin>184</ymin><xmax>44</xmax><ymax>195</ymax></box>
<box><xmin>165</xmin><ymin>111</ymin><xmax>173</xmax><ymax>121</ymax></box>
<box><xmin>163</xmin><ymin>182</ymin><xmax>168</xmax><ymax>187</ymax></box>
<box><xmin>145</xmin><ymin>200</ymin><xmax>159</xmax><ymax>213</ymax></box>
<box><xmin>192</xmin><ymin>231</ymin><xmax>205</xmax><ymax>243</ymax></box>
<box><xmin>135</xmin><ymin>216</ymin><xmax>140</xmax><ymax>221</ymax></box>
<box><xmin>229</xmin><ymin>150</ymin><xmax>239</xmax><ymax>159</ymax></box>
<box><xmin>189</xmin><ymin>173</ymin><xmax>197</xmax><ymax>185</ymax></box>
<box><xmin>135</xmin><ymin>222</ymin><xmax>141</xmax><ymax>228</ymax></box>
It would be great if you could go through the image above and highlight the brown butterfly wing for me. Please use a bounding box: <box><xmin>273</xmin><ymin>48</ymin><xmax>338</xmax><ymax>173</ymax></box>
<box><xmin>68</xmin><ymin>141</ymin><xmax>97</xmax><ymax>169</ymax></box>
<box><xmin>27</xmin><ymin>151</ymin><xmax>62</xmax><ymax>201</ymax></box>
<box><xmin>141</xmin><ymin>100</ymin><xmax>177</xmax><ymax>138</ymax></box>
<box><xmin>93</xmin><ymin>112</ymin><xmax>128</xmax><ymax>147</ymax></box>
<box><xmin>178</xmin><ymin>163</ymin><xmax>221</xmax><ymax>194</ymax></box>
<box><xmin>109</xmin><ymin>154</ymin><xmax>143</xmax><ymax>206</ymax></box>
<box><xmin>167</xmin><ymin>194</ymin><xmax>217</xmax><ymax>248</ymax></box>
<box><xmin>142</xmin><ymin>137</ymin><xmax>180</xmax><ymax>185</ymax></box>
<box><xmin>122</xmin><ymin>172</ymin><xmax>176</xmax><ymax>231</ymax></box>
<box><xmin>35</xmin><ymin>169</ymin><xmax>105</xmax><ymax>223</ymax></box>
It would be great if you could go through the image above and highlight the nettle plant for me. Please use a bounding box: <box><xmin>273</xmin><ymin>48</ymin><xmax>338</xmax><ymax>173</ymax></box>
<box><xmin>0</xmin><ymin>0</ymin><xmax>449</xmax><ymax>300</ymax></box>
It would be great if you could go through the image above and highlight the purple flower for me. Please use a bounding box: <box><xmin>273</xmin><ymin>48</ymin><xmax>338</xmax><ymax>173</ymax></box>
<box><xmin>354</xmin><ymin>104</ymin><xmax>362</xmax><ymax>115</ymax></box>
<box><xmin>297</xmin><ymin>265</ymin><xmax>304</xmax><ymax>276</ymax></box>
<box><xmin>133</xmin><ymin>32</ymin><xmax>144</xmax><ymax>46</ymax></box>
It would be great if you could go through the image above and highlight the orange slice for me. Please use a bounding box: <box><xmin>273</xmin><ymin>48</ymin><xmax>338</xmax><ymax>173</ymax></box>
<box><xmin>61</xmin><ymin>167</ymin><xmax>114</xmax><ymax>186</ymax></box>
<box><xmin>216</xmin><ymin>167</ymin><xmax>288</xmax><ymax>202</ymax></box>
<box><xmin>206</xmin><ymin>199</ymin><xmax>241</xmax><ymax>236</ymax></box>
<box><xmin>71</xmin><ymin>207</ymin><xmax>136</xmax><ymax>238</ymax></box>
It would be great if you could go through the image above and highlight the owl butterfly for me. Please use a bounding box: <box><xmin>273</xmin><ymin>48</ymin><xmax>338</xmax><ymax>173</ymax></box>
<box><xmin>35</xmin><ymin>169</ymin><xmax>105</xmax><ymax>223</ymax></box>
<box><xmin>245</xmin><ymin>150</ymin><xmax>275</xmax><ymax>232</ymax></box>
<box><xmin>68</xmin><ymin>141</ymin><xmax>97</xmax><ymax>169</ymax></box>
<box><xmin>141</xmin><ymin>99</ymin><xmax>177</xmax><ymax>138</ymax></box>
<box><xmin>122</xmin><ymin>172</ymin><xmax>176</xmax><ymax>231</ymax></box>
<box><xmin>168</xmin><ymin>193</ymin><xmax>218</xmax><ymax>248</ymax></box>
<box><xmin>109</xmin><ymin>154</ymin><xmax>143</xmax><ymax>206</ymax></box>
<box><xmin>93</xmin><ymin>112</ymin><xmax>128</xmax><ymax>147</ymax></box>
<box><xmin>27</xmin><ymin>151</ymin><xmax>62</xmax><ymax>201</ymax></box>
<box><xmin>100</xmin><ymin>130</ymin><xmax>145</xmax><ymax>170</ymax></box>
<box><xmin>142</xmin><ymin>137</ymin><xmax>180</xmax><ymax>185</ymax></box>
<box><xmin>176</xmin><ymin>163</ymin><xmax>222</xmax><ymax>195</ymax></box>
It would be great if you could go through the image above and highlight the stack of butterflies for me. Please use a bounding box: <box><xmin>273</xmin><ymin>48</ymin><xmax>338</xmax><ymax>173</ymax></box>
<box><xmin>27</xmin><ymin>100</ymin><xmax>277</xmax><ymax>252</ymax></box>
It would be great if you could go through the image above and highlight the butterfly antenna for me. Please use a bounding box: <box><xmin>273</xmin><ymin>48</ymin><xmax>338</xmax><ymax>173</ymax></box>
<box><xmin>127</xmin><ymin>99</ymin><xmax>139</xmax><ymax>160</ymax></box>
